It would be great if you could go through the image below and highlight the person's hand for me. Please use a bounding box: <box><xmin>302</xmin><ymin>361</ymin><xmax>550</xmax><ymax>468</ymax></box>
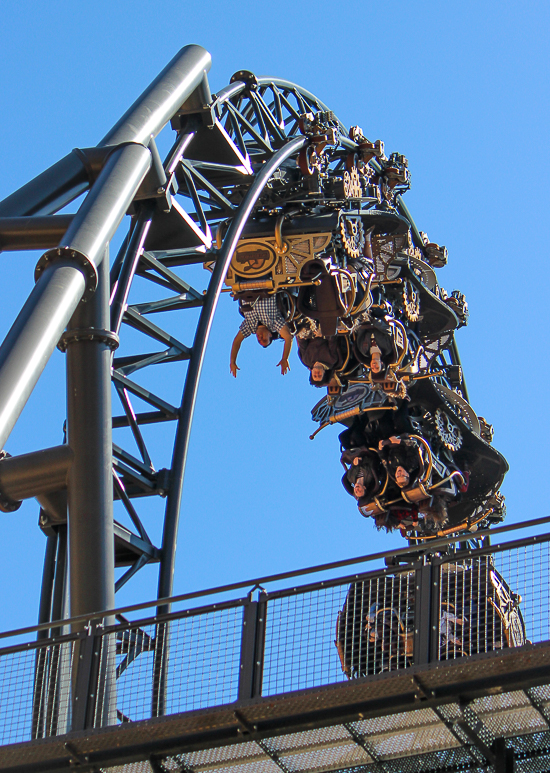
<box><xmin>389</xmin><ymin>435</ymin><xmax>400</xmax><ymax>445</ymax></box>
<box><xmin>277</xmin><ymin>358</ymin><xmax>290</xmax><ymax>375</ymax></box>
<box><xmin>378</xmin><ymin>440</ymin><xmax>385</xmax><ymax>450</ymax></box>
<box><xmin>230</xmin><ymin>361</ymin><xmax>240</xmax><ymax>378</ymax></box>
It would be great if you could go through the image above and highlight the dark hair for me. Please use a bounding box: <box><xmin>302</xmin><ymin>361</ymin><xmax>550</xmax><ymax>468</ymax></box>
<box><xmin>309</xmin><ymin>367</ymin><xmax>334</xmax><ymax>387</ymax></box>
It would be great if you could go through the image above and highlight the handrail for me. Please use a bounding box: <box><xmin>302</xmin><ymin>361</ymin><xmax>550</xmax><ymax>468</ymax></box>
<box><xmin>0</xmin><ymin>512</ymin><xmax>549</xmax><ymax>642</ymax></box>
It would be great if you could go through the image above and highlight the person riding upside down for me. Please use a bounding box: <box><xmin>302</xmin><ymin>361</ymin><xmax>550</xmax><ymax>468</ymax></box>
<box><xmin>378</xmin><ymin>435</ymin><xmax>449</xmax><ymax>528</ymax></box>
<box><xmin>230</xmin><ymin>294</ymin><xmax>293</xmax><ymax>377</ymax></box>
<box><xmin>296</xmin><ymin>325</ymin><xmax>347</xmax><ymax>387</ymax></box>
<box><xmin>353</xmin><ymin>315</ymin><xmax>397</xmax><ymax>379</ymax></box>
<box><xmin>340</xmin><ymin>447</ymin><xmax>384</xmax><ymax>502</ymax></box>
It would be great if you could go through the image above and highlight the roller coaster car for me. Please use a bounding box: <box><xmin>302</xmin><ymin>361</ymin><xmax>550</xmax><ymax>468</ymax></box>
<box><xmin>209</xmin><ymin>208</ymin><xmax>407</xmax><ymax>294</ymax></box>
<box><xmin>402</xmin><ymin>379</ymin><xmax>509</xmax><ymax>533</ymax></box>
<box><xmin>335</xmin><ymin>557</ymin><xmax>525</xmax><ymax>678</ymax></box>
<box><xmin>356</xmin><ymin>434</ymin><xmax>466</xmax><ymax>531</ymax></box>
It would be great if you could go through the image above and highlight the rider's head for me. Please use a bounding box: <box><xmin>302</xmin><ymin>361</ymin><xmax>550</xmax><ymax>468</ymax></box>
<box><xmin>256</xmin><ymin>325</ymin><xmax>273</xmax><ymax>348</ymax></box>
<box><xmin>395</xmin><ymin>465</ymin><xmax>410</xmax><ymax>489</ymax></box>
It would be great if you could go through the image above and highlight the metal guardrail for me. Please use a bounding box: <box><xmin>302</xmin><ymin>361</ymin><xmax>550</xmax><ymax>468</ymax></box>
<box><xmin>0</xmin><ymin>516</ymin><xmax>549</xmax><ymax>747</ymax></box>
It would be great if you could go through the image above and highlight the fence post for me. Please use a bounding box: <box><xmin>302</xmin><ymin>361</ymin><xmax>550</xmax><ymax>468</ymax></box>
<box><xmin>71</xmin><ymin>622</ymin><xmax>108</xmax><ymax>731</ymax></box>
<box><xmin>238</xmin><ymin>590</ymin><xmax>267</xmax><ymax>701</ymax></box>
<box><xmin>413</xmin><ymin>557</ymin><xmax>433</xmax><ymax>666</ymax></box>
<box><xmin>430</xmin><ymin>558</ymin><xmax>441</xmax><ymax>662</ymax></box>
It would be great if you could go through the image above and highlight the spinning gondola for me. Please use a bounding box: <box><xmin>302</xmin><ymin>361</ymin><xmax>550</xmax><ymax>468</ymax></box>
<box><xmin>335</xmin><ymin>555</ymin><xmax>525</xmax><ymax>678</ymax></box>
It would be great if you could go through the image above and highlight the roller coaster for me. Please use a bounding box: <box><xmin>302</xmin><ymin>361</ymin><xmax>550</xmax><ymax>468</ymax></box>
<box><xmin>0</xmin><ymin>46</ymin><xmax>531</xmax><ymax>767</ymax></box>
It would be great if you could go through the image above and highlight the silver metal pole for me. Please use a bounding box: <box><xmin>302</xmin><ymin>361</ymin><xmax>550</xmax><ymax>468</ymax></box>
<box><xmin>0</xmin><ymin>445</ymin><xmax>72</xmax><ymax>504</ymax></box>
<box><xmin>99</xmin><ymin>45</ymin><xmax>211</xmax><ymax>147</ymax></box>
<box><xmin>0</xmin><ymin>145</ymin><xmax>151</xmax><ymax>451</ymax></box>
<box><xmin>0</xmin><ymin>260</ymin><xmax>87</xmax><ymax>449</ymax></box>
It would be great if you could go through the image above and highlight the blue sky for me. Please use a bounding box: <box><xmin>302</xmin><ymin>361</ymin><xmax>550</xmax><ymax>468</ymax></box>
<box><xmin>0</xmin><ymin>0</ymin><xmax>548</xmax><ymax>631</ymax></box>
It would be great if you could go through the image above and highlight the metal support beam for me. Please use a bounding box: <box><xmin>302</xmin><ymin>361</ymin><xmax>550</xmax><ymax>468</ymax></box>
<box><xmin>344</xmin><ymin>723</ymin><xmax>389</xmax><ymax>772</ymax></box>
<box><xmin>0</xmin><ymin>259</ymin><xmax>87</xmax><ymax>449</ymax></box>
<box><xmin>36</xmin><ymin>142</ymin><xmax>152</xmax><ymax>296</ymax></box>
<box><xmin>0</xmin><ymin>445</ymin><xmax>72</xmax><ymax>505</ymax></box>
<box><xmin>238</xmin><ymin>592</ymin><xmax>268</xmax><ymax>701</ymax></box>
<box><xmin>455</xmin><ymin>702</ymin><xmax>495</xmax><ymax>766</ymax></box>
<box><xmin>110</xmin><ymin>205</ymin><xmax>155</xmax><ymax>336</ymax></box>
<box><xmin>0</xmin><ymin>152</ymin><xmax>90</xmax><ymax>218</ymax></box>
<box><xmin>66</xmin><ymin>251</ymin><xmax>115</xmax><ymax>729</ymax></box>
<box><xmin>66</xmin><ymin>252</ymin><xmax>115</xmax><ymax>619</ymax></box>
<box><xmin>0</xmin><ymin>216</ymin><xmax>73</xmax><ymax>251</ymax></box>
<box><xmin>99</xmin><ymin>45</ymin><xmax>211</xmax><ymax>147</ymax></box>
<box><xmin>413</xmin><ymin>559</ymin><xmax>432</xmax><ymax>666</ymax></box>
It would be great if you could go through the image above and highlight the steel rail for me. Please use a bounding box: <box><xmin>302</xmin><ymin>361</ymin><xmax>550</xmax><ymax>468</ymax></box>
<box><xmin>155</xmin><ymin>134</ymin><xmax>308</xmax><ymax>606</ymax></box>
<box><xmin>150</xmin><ymin>134</ymin><xmax>307</xmax><ymax>717</ymax></box>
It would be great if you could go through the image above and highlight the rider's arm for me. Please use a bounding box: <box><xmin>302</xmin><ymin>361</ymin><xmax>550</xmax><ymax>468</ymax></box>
<box><xmin>230</xmin><ymin>331</ymin><xmax>245</xmax><ymax>377</ymax></box>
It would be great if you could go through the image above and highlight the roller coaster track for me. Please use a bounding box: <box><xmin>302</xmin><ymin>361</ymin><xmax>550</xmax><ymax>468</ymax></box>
<box><xmin>0</xmin><ymin>45</ymin><xmax>474</xmax><ymax>646</ymax></box>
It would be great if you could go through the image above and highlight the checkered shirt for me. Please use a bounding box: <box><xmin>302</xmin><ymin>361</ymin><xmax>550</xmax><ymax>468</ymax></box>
<box><xmin>239</xmin><ymin>295</ymin><xmax>285</xmax><ymax>338</ymax></box>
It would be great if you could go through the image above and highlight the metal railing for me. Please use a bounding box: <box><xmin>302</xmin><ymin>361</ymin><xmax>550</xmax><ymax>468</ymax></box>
<box><xmin>0</xmin><ymin>515</ymin><xmax>549</xmax><ymax>747</ymax></box>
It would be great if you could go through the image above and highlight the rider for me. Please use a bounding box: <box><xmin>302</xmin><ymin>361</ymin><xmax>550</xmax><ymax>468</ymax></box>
<box><xmin>230</xmin><ymin>294</ymin><xmax>293</xmax><ymax>377</ymax></box>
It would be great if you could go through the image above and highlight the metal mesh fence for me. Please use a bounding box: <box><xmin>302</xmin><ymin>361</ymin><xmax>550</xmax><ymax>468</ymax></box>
<box><xmin>0</xmin><ymin>639</ymin><xmax>74</xmax><ymax>745</ymax></box>
<box><xmin>0</xmin><ymin>529</ymin><xmax>549</xmax><ymax>746</ymax></box>
<box><xmin>116</xmin><ymin>604</ymin><xmax>243</xmax><ymax>723</ymax></box>
<box><xmin>263</xmin><ymin>584</ymin><xmax>351</xmax><ymax>695</ymax></box>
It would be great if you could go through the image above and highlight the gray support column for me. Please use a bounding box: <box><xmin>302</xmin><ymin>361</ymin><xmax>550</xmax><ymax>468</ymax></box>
<box><xmin>66</xmin><ymin>252</ymin><xmax>114</xmax><ymax>619</ymax></box>
<box><xmin>66</xmin><ymin>252</ymin><xmax>115</xmax><ymax>730</ymax></box>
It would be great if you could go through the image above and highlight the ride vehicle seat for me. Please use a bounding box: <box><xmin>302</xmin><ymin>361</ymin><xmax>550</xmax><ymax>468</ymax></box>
<box><xmin>297</xmin><ymin>260</ymin><xmax>346</xmax><ymax>337</ymax></box>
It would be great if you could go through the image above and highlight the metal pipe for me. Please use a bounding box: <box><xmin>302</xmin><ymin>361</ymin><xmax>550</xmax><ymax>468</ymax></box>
<box><xmin>110</xmin><ymin>203</ymin><xmax>155</xmax><ymax>336</ymax></box>
<box><xmin>37</xmin><ymin>533</ymin><xmax>57</xmax><ymax>635</ymax></box>
<box><xmin>37</xmin><ymin>143</ymin><xmax>152</xmax><ymax>294</ymax></box>
<box><xmin>99</xmin><ymin>45</ymin><xmax>211</xmax><ymax>147</ymax></box>
<box><xmin>66</xmin><ymin>252</ymin><xmax>115</xmax><ymax>620</ymax></box>
<box><xmin>0</xmin><ymin>216</ymin><xmax>73</xmax><ymax>251</ymax></box>
<box><xmin>33</xmin><ymin>531</ymin><xmax>57</xmax><ymax>739</ymax></box>
<box><xmin>0</xmin><ymin>152</ymin><xmax>90</xmax><ymax>218</ymax></box>
<box><xmin>0</xmin><ymin>260</ymin><xmax>87</xmax><ymax>450</ymax></box>
<box><xmin>66</xmin><ymin>250</ymin><xmax>116</xmax><ymax>729</ymax></box>
<box><xmin>0</xmin><ymin>445</ymin><xmax>72</xmax><ymax>503</ymax></box>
